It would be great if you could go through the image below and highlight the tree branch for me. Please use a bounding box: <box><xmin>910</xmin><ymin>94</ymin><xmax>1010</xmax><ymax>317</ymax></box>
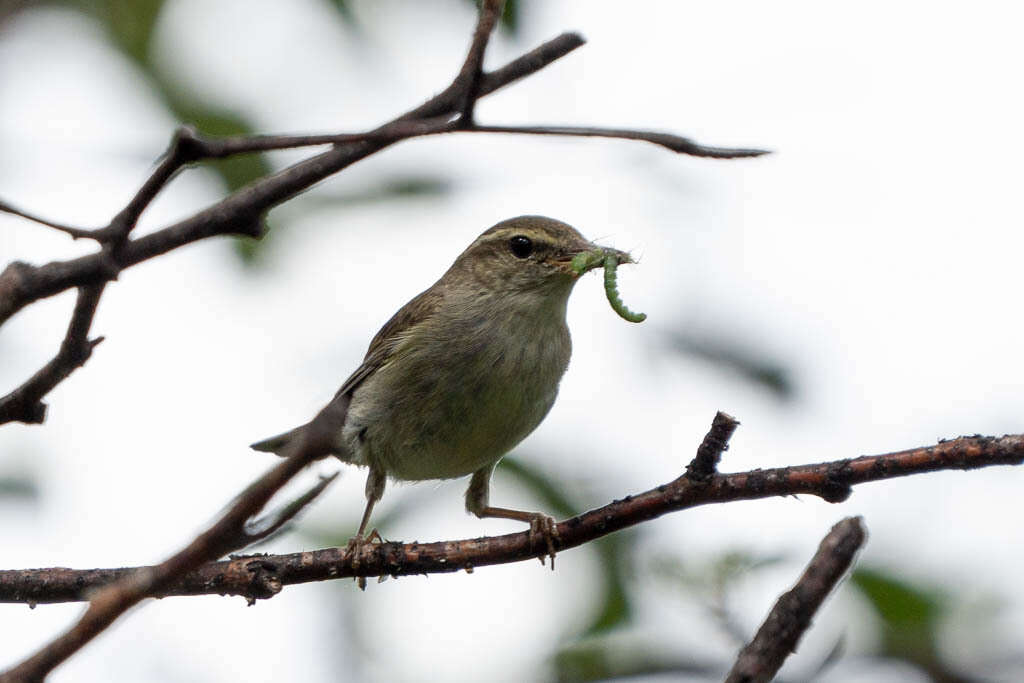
<box><xmin>0</xmin><ymin>4</ymin><xmax>772</xmax><ymax>676</ymax></box>
<box><xmin>0</xmin><ymin>30</ymin><xmax>590</xmax><ymax>429</ymax></box>
<box><xmin>0</xmin><ymin>405</ymin><xmax>343</xmax><ymax>683</ymax></box>
<box><xmin>0</xmin><ymin>431</ymin><xmax>1016</xmax><ymax>606</ymax></box>
<box><xmin>453</xmin><ymin>0</ymin><xmax>504</xmax><ymax>122</ymax></box>
<box><xmin>467</xmin><ymin>125</ymin><xmax>771</xmax><ymax>158</ymax></box>
<box><xmin>725</xmin><ymin>517</ymin><xmax>867</xmax><ymax>683</ymax></box>
<box><xmin>0</xmin><ymin>284</ymin><xmax>106</xmax><ymax>424</ymax></box>
<box><xmin>0</xmin><ymin>16</ymin><xmax>764</xmax><ymax>430</ymax></box>
<box><xmin>0</xmin><ymin>31</ymin><xmax>588</xmax><ymax>332</ymax></box>
<box><xmin>0</xmin><ymin>199</ymin><xmax>96</xmax><ymax>240</ymax></box>
<box><xmin>685</xmin><ymin>410</ymin><xmax>740</xmax><ymax>481</ymax></box>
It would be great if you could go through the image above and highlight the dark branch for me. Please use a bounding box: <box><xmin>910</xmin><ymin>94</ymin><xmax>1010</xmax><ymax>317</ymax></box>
<box><xmin>97</xmin><ymin>118</ymin><xmax>770</xmax><ymax>167</ymax></box>
<box><xmin>0</xmin><ymin>432</ymin><xmax>1016</xmax><ymax>605</ymax></box>
<box><xmin>454</xmin><ymin>0</ymin><xmax>504</xmax><ymax>122</ymax></box>
<box><xmin>725</xmin><ymin>517</ymin><xmax>867</xmax><ymax>683</ymax></box>
<box><xmin>0</xmin><ymin>31</ymin><xmax>588</xmax><ymax>331</ymax></box>
<box><xmin>0</xmin><ymin>199</ymin><xmax>97</xmax><ymax>240</ymax></box>
<box><xmin>167</xmin><ymin>117</ymin><xmax>459</xmax><ymax>159</ymax></box>
<box><xmin>0</xmin><ymin>284</ymin><xmax>105</xmax><ymax>424</ymax></box>
<box><xmin>686</xmin><ymin>410</ymin><xmax>740</xmax><ymax>481</ymax></box>
<box><xmin>241</xmin><ymin>472</ymin><xmax>339</xmax><ymax>546</ymax></box>
<box><xmin>0</xmin><ymin>414</ymin><xmax>340</xmax><ymax>683</ymax></box>
<box><xmin>0</xmin><ymin>31</ymin><xmax>593</xmax><ymax>430</ymax></box>
<box><xmin>469</xmin><ymin>124</ymin><xmax>771</xmax><ymax>158</ymax></box>
<box><xmin>102</xmin><ymin>127</ymin><xmax>201</xmax><ymax>245</ymax></box>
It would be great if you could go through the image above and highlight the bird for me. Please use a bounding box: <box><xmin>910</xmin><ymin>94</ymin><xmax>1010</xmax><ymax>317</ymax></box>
<box><xmin>251</xmin><ymin>215</ymin><xmax>631</xmax><ymax>558</ymax></box>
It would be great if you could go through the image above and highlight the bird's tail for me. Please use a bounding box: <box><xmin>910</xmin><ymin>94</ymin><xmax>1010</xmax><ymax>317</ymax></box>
<box><xmin>250</xmin><ymin>425</ymin><xmax>306</xmax><ymax>457</ymax></box>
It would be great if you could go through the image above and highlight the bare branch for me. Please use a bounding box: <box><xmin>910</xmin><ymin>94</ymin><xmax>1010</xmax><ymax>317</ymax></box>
<box><xmin>454</xmin><ymin>0</ymin><xmax>505</xmax><ymax>122</ymax></box>
<box><xmin>240</xmin><ymin>472</ymin><xmax>340</xmax><ymax>546</ymax></box>
<box><xmin>467</xmin><ymin>124</ymin><xmax>771</xmax><ymax>158</ymax></box>
<box><xmin>0</xmin><ymin>406</ymin><xmax>343</xmax><ymax>683</ymax></box>
<box><xmin>725</xmin><ymin>517</ymin><xmax>867</xmax><ymax>683</ymax></box>
<box><xmin>685</xmin><ymin>410</ymin><xmax>740</xmax><ymax>481</ymax></box>
<box><xmin>166</xmin><ymin>117</ymin><xmax>460</xmax><ymax>159</ymax></box>
<box><xmin>0</xmin><ymin>32</ymin><xmax>588</xmax><ymax>331</ymax></box>
<box><xmin>102</xmin><ymin>127</ymin><xmax>202</xmax><ymax>245</ymax></box>
<box><xmin>0</xmin><ymin>199</ymin><xmax>97</xmax><ymax>240</ymax></box>
<box><xmin>0</xmin><ymin>431</ymin><xmax>1017</xmax><ymax>605</ymax></box>
<box><xmin>0</xmin><ymin>284</ymin><xmax>105</xmax><ymax>424</ymax></box>
<box><xmin>0</xmin><ymin>30</ymin><xmax>593</xmax><ymax>430</ymax></box>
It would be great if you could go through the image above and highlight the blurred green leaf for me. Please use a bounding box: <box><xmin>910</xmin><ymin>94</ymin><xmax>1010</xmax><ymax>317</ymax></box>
<box><xmin>465</xmin><ymin>0</ymin><xmax>521</xmax><ymax>34</ymax></box>
<box><xmin>98</xmin><ymin>0</ymin><xmax>166</xmax><ymax>65</ymax></box>
<box><xmin>325</xmin><ymin>0</ymin><xmax>356</xmax><ymax>25</ymax></box>
<box><xmin>663</xmin><ymin>329</ymin><xmax>795</xmax><ymax>402</ymax></box>
<box><xmin>851</xmin><ymin>567</ymin><xmax>981</xmax><ymax>683</ymax></box>
<box><xmin>305</xmin><ymin>175</ymin><xmax>453</xmax><ymax>209</ymax></box>
<box><xmin>851</xmin><ymin>567</ymin><xmax>946</xmax><ymax>659</ymax></box>
<box><xmin>0</xmin><ymin>474</ymin><xmax>39</xmax><ymax>503</ymax></box>
<box><xmin>499</xmin><ymin>458</ymin><xmax>636</xmax><ymax>635</ymax></box>
<box><xmin>499</xmin><ymin>0</ymin><xmax>520</xmax><ymax>33</ymax></box>
<box><xmin>239</xmin><ymin>174</ymin><xmax>452</xmax><ymax>267</ymax></box>
<box><xmin>553</xmin><ymin>638</ymin><xmax>718</xmax><ymax>683</ymax></box>
<box><xmin>653</xmin><ymin>549</ymin><xmax>786</xmax><ymax>593</ymax></box>
<box><xmin>654</xmin><ymin>549</ymin><xmax>787</xmax><ymax>646</ymax></box>
<box><xmin>162</xmin><ymin>102</ymin><xmax>273</xmax><ymax>265</ymax></box>
<box><xmin>56</xmin><ymin>0</ymin><xmax>274</xmax><ymax>262</ymax></box>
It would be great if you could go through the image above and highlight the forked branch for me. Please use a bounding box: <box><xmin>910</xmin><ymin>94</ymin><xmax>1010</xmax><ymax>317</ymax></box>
<box><xmin>0</xmin><ymin>431</ymin><xmax>1017</xmax><ymax>607</ymax></box>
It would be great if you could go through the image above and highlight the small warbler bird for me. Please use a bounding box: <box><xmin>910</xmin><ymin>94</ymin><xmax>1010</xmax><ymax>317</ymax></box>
<box><xmin>252</xmin><ymin>215</ymin><xmax>631</xmax><ymax>554</ymax></box>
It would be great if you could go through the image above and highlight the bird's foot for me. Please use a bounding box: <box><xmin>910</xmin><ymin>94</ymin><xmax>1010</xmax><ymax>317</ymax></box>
<box><xmin>527</xmin><ymin>513</ymin><xmax>559</xmax><ymax>570</ymax></box>
<box><xmin>346</xmin><ymin>528</ymin><xmax>384</xmax><ymax>590</ymax></box>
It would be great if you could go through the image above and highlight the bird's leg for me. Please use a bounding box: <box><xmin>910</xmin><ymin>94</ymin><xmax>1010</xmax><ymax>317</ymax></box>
<box><xmin>465</xmin><ymin>465</ymin><xmax>560</xmax><ymax>567</ymax></box>
<box><xmin>347</xmin><ymin>466</ymin><xmax>386</xmax><ymax>589</ymax></box>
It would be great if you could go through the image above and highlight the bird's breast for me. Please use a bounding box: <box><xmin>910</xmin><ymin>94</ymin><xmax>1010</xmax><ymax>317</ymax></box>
<box><xmin>344</xmin><ymin>296</ymin><xmax>573</xmax><ymax>481</ymax></box>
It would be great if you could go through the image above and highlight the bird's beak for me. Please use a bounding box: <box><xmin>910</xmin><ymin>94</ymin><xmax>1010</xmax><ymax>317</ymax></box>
<box><xmin>563</xmin><ymin>244</ymin><xmax>634</xmax><ymax>278</ymax></box>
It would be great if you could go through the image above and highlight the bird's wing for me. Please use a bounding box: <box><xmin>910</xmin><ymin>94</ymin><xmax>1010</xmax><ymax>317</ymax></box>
<box><xmin>332</xmin><ymin>286</ymin><xmax>443</xmax><ymax>400</ymax></box>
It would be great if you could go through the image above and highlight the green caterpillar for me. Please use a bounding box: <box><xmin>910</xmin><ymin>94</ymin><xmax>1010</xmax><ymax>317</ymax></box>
<box><xmin>571</xmin><ymin>248</ymin><xmax>647</xmax><ymax>323</ymax></box>
<box><xmin>602</xmin><ymin>253</ymin><xmax>646</xmax><ymax>323</ymax></box>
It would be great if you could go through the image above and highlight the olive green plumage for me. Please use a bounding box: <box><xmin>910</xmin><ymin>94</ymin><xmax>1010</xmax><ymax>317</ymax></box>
<box><xmin>252</xmin><ymin>215</ymin><xmax>636</xmax><ymax>545</ymax></box>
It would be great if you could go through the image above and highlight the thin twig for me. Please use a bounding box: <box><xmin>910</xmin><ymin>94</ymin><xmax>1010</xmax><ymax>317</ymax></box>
<box><xmin>0</xmin><ymin>199</ymin><xmax>97</xmax><ymax>240</ymax></box>
<box><xmin>0</xmin><ymin>431</ymin><xmax>1016</xmax><ymax>605</ymax></box>
<box><xmin>725</xmin><ymin>517</ymin><xmax>867</xmax><ymax>683</ymax></box>
<box><xmin>0</xmin><ymin>406</ymin><xmax>342</xmax><ymax>683</ymax></box>
<box><xmin>173</xmin><ymin>116</ymin><xmax>460</xmax><ymax>159</ymax></box>
<box><xmin>241</xmin><ymin>472</ymin><xmax>340</xmax><ymax>546</ymax></box>
<box><xmin>93</xmin><ymin>118</ymin><xmax>770</xmax><ymax>165</ymax></box>
<box><xmin>102</xmin><ymin>128</ymin><xmax>200</xmax><ymax>245</ymax></box>
<box><xmin>0</xmin><ymin>284</ymin><xmax>106</xmax><ymax>424</ymax></box>
<box><xmin>0</xmin><ymin>32</ymin><xmax>588</xmax><ymax>331</ymax></box>
<box><xmin>454</xmin><ymin>0</ymin><xmax>504</xmax><ymax>122</ymax></box>
<box><xmin>468</xmin><ymin>124</ymin><xmax>771</xmax><ymax>158</ymax></box>
<box><xmin>686</xmin><ymin>410</ymin><xmax>740</xmax><ymax>481</ymax></box>
<box><xmin>0</xmin><ymin>31</ymin><xmax>592</xmax><ymax>429</ymax></box>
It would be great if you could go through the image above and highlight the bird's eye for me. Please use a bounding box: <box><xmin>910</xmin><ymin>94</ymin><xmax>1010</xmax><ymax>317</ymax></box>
<box><xmin>509</xmin><ymin>235</ymin><xmax>533</xmax><ymax>259</ymax></box>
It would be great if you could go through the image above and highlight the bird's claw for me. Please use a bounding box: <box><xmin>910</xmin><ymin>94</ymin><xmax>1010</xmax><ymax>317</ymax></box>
<box><xmin>527</xmin><ymin>514</ymin><xmax>559</xmax><ymax>570</ymax></box>
<box><xmin>346</xmin><ymin>528</ymin><xmax>384</xmax><ymax>590</ymax></box>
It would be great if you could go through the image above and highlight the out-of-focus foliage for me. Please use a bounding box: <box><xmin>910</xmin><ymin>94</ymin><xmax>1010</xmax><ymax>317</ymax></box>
<box><xmin>662</xmin><ymin>329</ymin><xmax>795</xmax><ymax>402</ymax></box>
<box><xmin>850</xmin><ymin>567</ymin><xmax>981</xmax><ymax>683</ymax></box>
<box><xmin>549</xmin><ymin>548</ymin><xmax>796</xmax><ymax>682</ymax></box>
<box><xmin>52</xmin><ymin>0</ymin><xmax>273</xmax><ymax>266</ymax></box>
<box><xmin>466</xmin><ymin>0</ymin><xmax>521</xmax><ymax>34</ymax></box>
<box><xmin>29</xmin><ymin>0</ymin><xmax>461</xmax><ymax>266</ymax></box>
<box><xmin>6</xmin><ymin>3</ymin><xmax>1003</xmax><ymax>681</ymax></box>
<box><xmin>553</xmin><ymin>637</ymin><xmax>719</xmax><ymax>683</ymax></box>
<box><xmin>242</xmin><ymin>174</ymin><xmax>453</xmax><ymax>265</ymax></box>
<box><xmin>498</xmin><ymin>458</ymin><xmax>637</xmax><ymax>636</ymax></box>
<box><xmin>0</xmin><ymin>473</ymin><xmax>39</xmax><ymax>503</ymax></box>
<box><xmin>654</xmin><ymin>549</ymin><xmax>787</xmax><ymax>645</ymax></box>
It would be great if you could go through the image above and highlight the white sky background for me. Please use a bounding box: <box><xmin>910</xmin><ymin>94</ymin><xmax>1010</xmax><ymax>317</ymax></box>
<box><xmin>1</xmin><ymin>1</ymin><xmax>1023</xmax><ymax>681</ymax></box>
